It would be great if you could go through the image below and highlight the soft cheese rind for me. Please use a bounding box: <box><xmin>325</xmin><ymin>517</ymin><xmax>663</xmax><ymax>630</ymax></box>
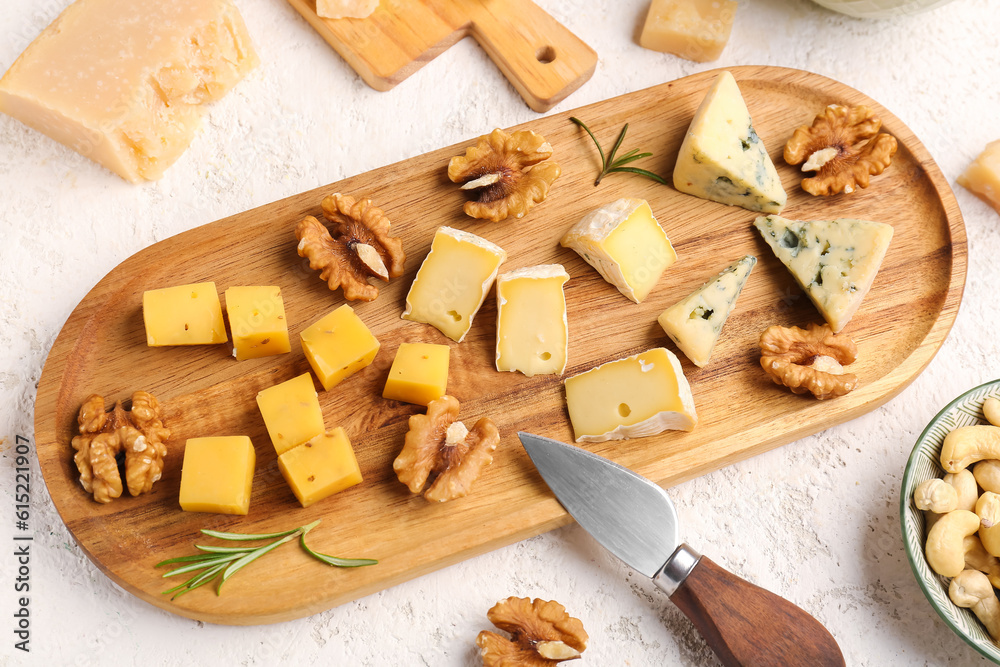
<box><xmin>0</xmin><ymin>0</ymin><xmax>259</xmax><ymax>182</ymax></box>
<box><xmin>495</xmin><ymin>264</ymin><xmax>570</xmax><ymax>377</ymax></box>
<box><xmin>402</xmin><ymin>227</ymin><xmax>506</xmax><ymax>342</ymax></box>
<box><xmin>564</xmin><ymin>348</ymin><xmax>697</xmax><ymax>443</ymax></box>
<box><xmin>672</xmin><ymin>71</ymin><xmax>786</xmax><ymax>213</ymax></box>
<box><xmin>658</xmin><ymin>255</ymin><xmax>756</xmax><ymax>367</ymax></box>
<box><xmin>561</xmin><ymin>198</ymin><xmax>677</xmax><ymax>303</ymax></box>
<box><xmin>754</xmin><ymin>215</ymin><xmax>893</xmax><ymax>332</ymax></box>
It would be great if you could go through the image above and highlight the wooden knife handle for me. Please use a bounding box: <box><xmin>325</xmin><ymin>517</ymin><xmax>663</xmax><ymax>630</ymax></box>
<box><xmin>669</xmin><ymin>556</ymin><xmax>845</xmax><ymax>667</ymax></box>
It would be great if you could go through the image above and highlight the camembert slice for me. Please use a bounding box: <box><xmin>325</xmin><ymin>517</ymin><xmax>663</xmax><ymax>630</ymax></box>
<box><xmin>564</xmin><ymin>348</ymin><xmax>697</xmax><ymax>443</ymax></box>
<box><xmin>402</xmin><ymin>227</ymin><xmax>506</xmax><ymax>342</ymax></box>
<box><xmin>672</xmin><ymin>71</ymin><xmax>786</xmax><ymax>213</ymax></box>
<box><xmin>561</xmin><ymin>198</ymin><xmax>677</xmax><ymax>303</ymax></box>
<box><xmin>658</xmin><ymin>255</ymin><xmax>756</xmax><ymax>367</ymax></box>
<box><xmin>495</xmin><ymin>264</ymin><xmax>570</xmax><ymax>377</ymax></box>
<box><xmin>754</xmin><ymin>215</ymin><xmax>893</xmax><ymax>333</ymax></box>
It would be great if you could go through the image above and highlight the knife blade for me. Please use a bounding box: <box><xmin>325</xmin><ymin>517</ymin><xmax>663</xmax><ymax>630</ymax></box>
<box><xmin>518</xmin><ymin>431</ymin><xmax>845</xmax><ymax>667</ymax></box>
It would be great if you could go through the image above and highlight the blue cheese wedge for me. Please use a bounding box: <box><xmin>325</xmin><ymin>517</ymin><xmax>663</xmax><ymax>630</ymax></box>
<box><xmin>657</xmin><ymin>255</ymin><xmax>756</xmax><ymax>367</ymax></box>
<box><xmin>754</xmin><ymin>215</ymin><xmax>893</xmax><ymax>332</ymax></box>
<box><xmin>563</xmin><ymin>348</ymin><xmax>697</xmax><ymax>442</ymax></box>
<box><xmin>672</xmin><ymin>71</ymin><xmax>786</xmax><ymax>213</ymax></box>
<box><xmin>560</xmin><ymin>198</ymin><xmax>677</xmax><ymax>303</ymax></box>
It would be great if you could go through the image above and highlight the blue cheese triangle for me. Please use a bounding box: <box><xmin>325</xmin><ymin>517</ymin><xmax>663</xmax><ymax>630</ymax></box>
<box><xmin>672</xmin><ymin>71</ymin><xmax>786</xmax><ymax>213</ymax></box>
<box><xmin>657</xmin><ymin>255</ymin><xmax>756</xmax><ymax>367</ymax></box>
<box><xmin>754</xmin><ymin>215</ymin><xmax>893</xmax><ymax>332</ymax></box>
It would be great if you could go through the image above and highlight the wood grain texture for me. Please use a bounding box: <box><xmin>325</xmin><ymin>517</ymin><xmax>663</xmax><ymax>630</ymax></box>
<box><xmin>34</xmin><ymin>67</ymin><xmax>966</xmax><ymax>625</ymax></box>
<box><xmin>285</xmin><ymin>0</ymin><xmax>598</xmax><ymax>112</ymax></box>
<box><xmin>670</xmin><ymin>556</ymin><xmax>846</xmax><ymax>667</ymax></box>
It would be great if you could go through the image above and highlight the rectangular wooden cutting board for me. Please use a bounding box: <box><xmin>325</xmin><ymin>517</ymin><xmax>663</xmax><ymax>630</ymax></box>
<box><xmin>33</xmin><ymin>66</ymin><xmax>965</xmax><ymax>625</ymax></box>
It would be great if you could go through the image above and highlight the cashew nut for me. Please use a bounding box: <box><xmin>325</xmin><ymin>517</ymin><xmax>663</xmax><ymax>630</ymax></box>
<box><xmin>927</xmin><ymin>510</ymin><xmax>982</xmax><ymax>577</ymax></box>
<box><xmin>975</xmin><ymin>460</ymin><xmax>1000</xmax><ymax>494</ymax></box>
<box><xmin>946</xmin><ymin>469</ymin><xmax>980</xmax><ymax>512</ymax></box>
<box><xmin>964</xmin><ymin>535</ymin><xmax>1000</xmax><ymax>588</ymax></box>
<box><xmin>941</xmin><ymin>425</ymin><xmax>1000</xmax><ymax>473</ymax></box>
<box><xmin>914</xmin><ymin>478</ymin><xmax>959</xmax><ymax>513</ymax></box>
<box><xmin>986</xmin><ymin>397</ymin><xmax>1000</xmax><ymax>427</ymax></box>
<box><xmin>949</xmin><ymin>569</ymin><xmax>1000</xmax><ymax>640</ymax></box>
<box><xmin>978</xmin><ymin>492</ymin><xmax>1000</xmax><ymax>558</ymax></box>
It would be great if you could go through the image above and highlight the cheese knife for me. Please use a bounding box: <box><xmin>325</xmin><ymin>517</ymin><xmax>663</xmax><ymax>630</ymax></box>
<box><xmin>518</xmin><ymin>431</ymin><xmax>845</xmax><ymax>667</ymax></box>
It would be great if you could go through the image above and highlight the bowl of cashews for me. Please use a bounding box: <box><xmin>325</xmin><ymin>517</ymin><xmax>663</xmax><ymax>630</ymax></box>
<box><xmin>902</xmin><ymin>379</ymin><xmax>1000</xmax><ymax>663</ymax></box>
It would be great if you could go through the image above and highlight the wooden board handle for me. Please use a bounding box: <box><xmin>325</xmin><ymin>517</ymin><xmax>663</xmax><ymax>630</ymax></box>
<box><xmin>467</xmin><ymin>0</ymin><xmax>597</xmax><ymax>112</ymax></box>
<box><xmin>670</xmin><ymin>556</ymin><xmax>845</xmax><ymax>667</ymax></box>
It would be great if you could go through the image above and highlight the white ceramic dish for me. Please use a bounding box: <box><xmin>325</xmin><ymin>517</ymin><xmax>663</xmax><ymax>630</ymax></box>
<box><xmin>811</xmin><ymin>0</ymin><xmax>957</xmax><ymax>19</ymax></box>
<box><xmin>901</xmin><ymin>379</ymin><xmax>1000</xmax><ymax>664</ymax></box>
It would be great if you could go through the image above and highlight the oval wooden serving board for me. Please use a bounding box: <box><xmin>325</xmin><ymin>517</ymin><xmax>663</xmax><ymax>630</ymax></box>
<box><xmin>34</xmin><ymin>66</ymin><xmax>966</xmax><ymax>625</ymax></box>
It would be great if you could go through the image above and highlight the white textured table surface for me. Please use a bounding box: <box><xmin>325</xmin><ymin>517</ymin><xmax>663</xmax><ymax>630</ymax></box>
<box><xmin>1</xmin><ymin>0</ymin><xmax>998</xmax><ymax>664</ymax></box>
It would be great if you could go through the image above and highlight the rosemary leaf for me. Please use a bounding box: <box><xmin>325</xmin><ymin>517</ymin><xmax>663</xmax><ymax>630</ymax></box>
<box><xmin>200</xmin><ymin>526</ymin><xmax>301</xmax><ymax>541</ymax></box>
<box><xmin>160</xmin><ymin>552</ymin><xmax>247</xmax><ymax>578</ymax></box>
<box><xmin>299</xmin><ymin>533</ymin><xmax>379</xmax><ymax>569</ymax></box>
<box><xmin>218</xmin><ymin>533</ymin><xmax>299</xmax><ymax>591</ymax></box>
<box><xmin>570</xmin><ymin>116</ymin><xmax>669</xmax><ymax>187</ymax></box>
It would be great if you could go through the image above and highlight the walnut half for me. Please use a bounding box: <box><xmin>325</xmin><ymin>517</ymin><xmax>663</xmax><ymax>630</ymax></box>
<box><xmin>448</xmin><ymin>128</ymin><xmax>561</xmax><ymax>222</ymax></box>
<box><xmin>476</xmin><ymin>597</ymin><xmax>589</xmax><ymax>667</ymax></box>
<box><xmin>784</xmin><ymin>104</ymin><xmax>898</xmax><ymax>196</ymax></box>
<box><xmin>295</xmin><ymin>193</ymin><xmax>405</xmax><ymax>301</ymax></box>
<box><xmin>392</xmin><ymin>395</ymin><xmax>500</xmax><ymax>502</ymax></box>
<box><xmin>759</xmin><ymin>323</ymin><xmax>858</xmax><ymax>400</ymax></box>
<box><xmin>70</xmin><ymin>391</ymin><xmax>170</xmax><ymax>503</ymax></box>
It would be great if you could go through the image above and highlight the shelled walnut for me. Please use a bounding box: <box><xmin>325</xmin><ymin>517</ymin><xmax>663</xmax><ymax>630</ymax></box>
<box><xmin>448</xmin><ymin>128</ymin><xmax>561</xmax><ymax>222</ymax></box>
<box><xmin>295</xmin><ymin>193</ymin><xmax>405</xmax><ymax>301</ymax></box>
<box><xmin>70</xmin><ymin>391</ymin><xmax>170</xmax><ymax>504</ymax></box>
<box><xmin>476</xmin><ymin>596</ymin><xmax>588</xmax><ymax>666</ymax></box>
<box><xmin>784</xmin><ymin>104</ymin><xmax>897</xmax><ymax>196</ymax></box>
<box><xmin>759</xmin><ymin>323</ymin><xmax>858</xmax><ymax>400</ymax></box>
<box><xmin>392</xmin><ymin>395</ymin><xmax>500</xmax><ymax>502</ymax></box>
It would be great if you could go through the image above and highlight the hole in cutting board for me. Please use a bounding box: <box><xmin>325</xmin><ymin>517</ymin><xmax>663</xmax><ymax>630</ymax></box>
<box><xmin>535</xmin><ymin>46</ymin><xmax>556</xmax><ymax>64</ymax></box>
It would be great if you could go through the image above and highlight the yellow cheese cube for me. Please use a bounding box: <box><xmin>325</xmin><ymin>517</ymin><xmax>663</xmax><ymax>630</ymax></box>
<box><xmin>225</xmin><ymin>286</ymin><xmax>291</xmax><ymax>361</ymax></box>
<box><xmin>278</xmin><ymin>428</ymin><xmax>363</xmax><ymax>508</ymax></box>
<box><xmin>402</xmin><ymin>227</ymin><xmax>506</xmax><ymax>342</ymax></box>
<box><xmin>179</xmin><ymin>436</ymin><xmax>256</xmax><ymax>515</ymax></box>
<box><xmin>382</xmin><ymin>343</ymin><xmax>450</xmax><ymax>406</ymax></box>
<box><xmin>255</xmin><ymin>373</ymin><xmax>325</xmax><ymax>455</ymax></box>
<box><xmin>561</xmin><ymin>199</ymin><xmax>677</xmax><ymax>303</ymax></box>
<box><xmin>639</xmin><ymin>0</ymin><xmax>738</xmax><ymax>63</ymax></box>
<box><xmin>0</xmin><ymin>0</ymin><xmax>258</xmax><ymax>183</ymax></box>
<box><xmin>564</xmin><ymin>348</ymin><xmax>697</xmax><ymax>443</ymax></box>
<box><xmin>143</xmin><ymin>282</ymin><xmax>228</xmax><ymax>346</ymax></box>
<box><xmin>495</xmin><ymin>265</ymin><xmax>570</xmax><ymax>377</ymax></box>
<box><xmin>958</xmin><ymin>139</ymin><xmax>1000</xmax><ymax>215</ymax></box>
<box><xmin>300</xmin><ymin>304</ymin><xmax>380</xmax><ymax>391</ymax></box>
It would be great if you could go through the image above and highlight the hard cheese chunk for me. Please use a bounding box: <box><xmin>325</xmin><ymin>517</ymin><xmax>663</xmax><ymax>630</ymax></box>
<box><xmin>225</xmin><ymin>286</ymin><xmax>291</xmax><ymax>361</ymax></box>
<box><xmin>143</xmin><ymin>282</ymin><xmax>227</xmax><ymax>346</ymax></box>
<box><xmin>402</xmin><ymin>227</ymin><xmax>506</xmax><ymax>342</ymax></box>
<box><xmin>0</xmin><ymin>0</ymin><xmax>258</xmax><ymax>183</ymax></box>
<box><xmin>564</xmin><ymin>348</ymin><xmax>697</xmax><ymax>443</ymax></box>
<box><xmin>673</xmin><ymin>71</ymin><xmax>786</xmax><ymax>213</ymax></box>
<box><xmin>958</xmin><ymin>139</ymin><xmax>1000</xmax><ymax>214</ymax></box>
<box><xmin>496</xmin><ymin>265</ymin><xmax>570</xmax><ymax>377</ymax></box>
<box><xmin>658</xmin><ymin>255</ymin><xmax>756</xmax><ymax>367</ymax></box>
<box><xmin>256</xmin><ymin>373</ymin><xmax>325</xmax><ymax>455</ymax></box>
<box><xmin>300</xmin><ymin>304</ymin><xmax>380</xmax><ymax>391</ymax></box>
<box><xmin>179</xmin><ymin>436</ymin><xmax>256</xmax><ymax>515</ymax></box>
<box><xmin>754</xmin><ymin>215</ymin><xmax>893</xmax><ymax>333</ymax></box>
<box><xmin>639</xmin><ymin>0</ymin><xmax>738</xmax><ymax>62</ymax></box>
<box><xmin>317</xmin><ymin>0</ymin><xmax>379</xmax><ymax>19</ymax></box>
<box><xmin>278</xmin><ymin>428</ymin><xmax>362</xmax><ymax>508</ymax></box>
<box><xmin>382</xmin><ymin>343</ymin><xmax>449</xmax><ymax>406</ymax></box>
<box><xmin>561</xmin><ymin>198</ymin><xmax>677</xmax><ymax>303</ymax></box>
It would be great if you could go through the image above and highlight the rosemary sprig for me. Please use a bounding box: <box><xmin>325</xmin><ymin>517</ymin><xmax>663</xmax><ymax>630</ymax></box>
<box><xmin>570</xmin><ymin>117</ymin><xmax>670</xmax><ymax>187</ymax></box>
<box><xmin>156</xmin><ymin>519</ymin><xmax>377</xmax><ymax>599</ymax></box>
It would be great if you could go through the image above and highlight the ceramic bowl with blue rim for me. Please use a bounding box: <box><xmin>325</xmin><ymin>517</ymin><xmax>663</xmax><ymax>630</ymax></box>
<box><xmin>901</xmin><ymin>379</ymin><xmax>1000</xmax><ymax>664</ymax></box>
